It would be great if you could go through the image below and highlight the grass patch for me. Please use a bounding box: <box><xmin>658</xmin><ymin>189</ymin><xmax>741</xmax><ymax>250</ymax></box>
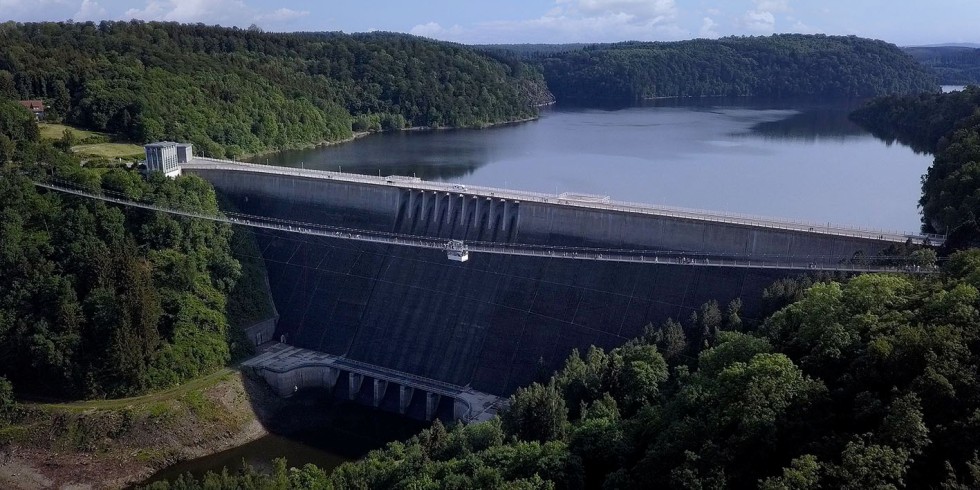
<box><xmin>0</xmin><ymin>424</ymin><xmax>31</xmax><ymax>444</ymax></box>
<box><xmin>55</xmin><ymin>415</ymin><xmax>101</xmax><ymax>452</ymax></box>
<box><xmin>144</xmin><ymin>401</ymin><xmax>179</xmax><ymax>424</ymax></box>
<box><xmin>181</xmin><ymin>390</ymin><xmax>219</xmax><ymax>421</ymax></box>
<box><xmin>38</xmin><ymin>122</ymin><xmax>105</xmax><ymax>141</ymax></box>
<box><xmin>34</xmin><ymin>368</ymin><xmax>235</xmax><ymax>413</ymax></box>
<box><xmin>72</xmin><ymin>142</ymin><xmax>145</xmax><ymax>160</ymax></box>
<box><xmin>134</xmin><ymin>447</ymin><xmax>171</xmax><ymax>463</ymax></box>
<box><xmin>39</xmin><ymin>123</ymin><xmax>144</xmax><ymax>162</ymax></box>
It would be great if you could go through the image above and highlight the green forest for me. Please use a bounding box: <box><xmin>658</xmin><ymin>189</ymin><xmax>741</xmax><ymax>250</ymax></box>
<box><xmin>0</xmin><ymin>24</ymin><xmax>945</xmax><ymax>160</ymax></box>
<box><xmin>532</xmin><ymin>35</ymin><xmax>938</xmax><ymax>102</ymax></box>
<box><xmin>851</xmin><ymin>86</ymin><xmax>980</xmax><ymax>247</ymax></box>
<box><xmin>144</xmin><ymin>264</ymin><xmax>980</xmax><ymax>489</ymax></box>
<box><xmin>1</xmin><ymin>20</ymin><xmax>972</xmax><ymax>489</ymax></box>
<box><xmin>0</xmin><ymin>98</ymin><xmax>263</xmax><ymax>401</ymax></box>
<box><xmin>904</xmin><ymin>46</ymin><xmax>980</xmax><ymax>85</ymax></box>
<box><xmin>0</xmin><ymin>22</ymin><xmax>545</xmax><ymax>158</ymax></box>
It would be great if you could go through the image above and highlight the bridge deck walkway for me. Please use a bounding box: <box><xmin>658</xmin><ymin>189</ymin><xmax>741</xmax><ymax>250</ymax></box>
<box><xmin>33</xmin><ymin>180</ymin><xmax>940</xmax><ymax>273</ymax></box>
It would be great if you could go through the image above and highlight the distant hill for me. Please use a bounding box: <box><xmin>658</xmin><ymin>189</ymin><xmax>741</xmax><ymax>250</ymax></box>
<box><xmin>475</xmin><ymin>43</ymin><xmax>591</xmax><ymax>59</ymax></box>
<box><xmin>532</xmin><ymin>35</ymin><xmax>938</xmax><ymax>102</ymax></box>
<box><xmin>0</xmin><ymin>25</ymin><xmax>943</xmax><ymax>154</ymax></box>
<box><xmin>904</xmin><ymin>45</ymin><xmax>980</xmax><ymax>85</ymax></box>
<box><xmin>910</xmin><ymin>43</ymin><xmax>980</xmax><ymax>49</ymax></box>
<box><xmin>0</xmin><ymin>22</ymin><xmax>547</xmax><ymax>158</ymax></box>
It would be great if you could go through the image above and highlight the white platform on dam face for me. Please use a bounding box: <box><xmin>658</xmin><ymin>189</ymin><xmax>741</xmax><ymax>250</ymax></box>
<box><xmin>243</xmin><ymin>343</ymin><xmax>504</xmax><ymax>423</ymax></box>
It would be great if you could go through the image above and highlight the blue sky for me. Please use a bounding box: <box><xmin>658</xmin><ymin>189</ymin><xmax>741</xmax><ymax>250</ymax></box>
<box><xmin>1</xmin><ymin>0</ymin><xmax>976</xmax><ymax>46</ymax></box>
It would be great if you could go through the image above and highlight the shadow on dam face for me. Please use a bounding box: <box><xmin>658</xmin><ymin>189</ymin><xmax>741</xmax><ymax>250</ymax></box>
<box><xmin>177</xmin><ymin>162</ymin><xmax>902</xmax><ymax>400</ymax></box>
<box><xmin>207</xmin><ymin>183</ymin><xmax>824</xmax><ymax>397</ymax></box>
<box><xmin>238</xmin><ymin>203</ymin><xmax>799</xmax><ymax>396</ymax></box>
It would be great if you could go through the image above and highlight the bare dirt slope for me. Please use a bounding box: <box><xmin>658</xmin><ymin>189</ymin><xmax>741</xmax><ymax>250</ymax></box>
<box><xmin>0</xmin><ymin>369</ymin><xmax>277</xmax><ymax>489</ymax></box>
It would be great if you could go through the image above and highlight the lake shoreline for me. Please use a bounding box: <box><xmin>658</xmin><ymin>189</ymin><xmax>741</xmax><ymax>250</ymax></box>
<box><xmin>0</xmin><ymin>369</ymin><xmax>281</xmax><ymax>489</ymax></box>
<box><xmin>242</xmin><ymin>114</ymin><xmax>540</xmax><ymax>162</ymax></box>
<box><xmin>242</xmin><ymin>131</ymin><xmax>373</xmax><ymax>161</ymax></box>
<box><xmin>247</xmin><ymin>98</ymin><xmax>931</xmax><ymax>233</ymax></box>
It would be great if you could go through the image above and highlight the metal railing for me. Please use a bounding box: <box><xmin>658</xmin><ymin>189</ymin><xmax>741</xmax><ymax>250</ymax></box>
<box><xmin>33</xmin><ymin>178</ymin><xmax>940</xmax><ymax>274</ymax></box>
<box><xmin>183</xmin><ymin>157</ymin><xmax>944</xmax><ymax>245</ymax></box>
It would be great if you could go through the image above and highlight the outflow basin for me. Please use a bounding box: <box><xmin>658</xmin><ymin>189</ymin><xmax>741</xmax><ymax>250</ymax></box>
<box><xmin>243</xmin><ymin>343</ymin><xmax>505</xmax><ymax>423</ymax></box>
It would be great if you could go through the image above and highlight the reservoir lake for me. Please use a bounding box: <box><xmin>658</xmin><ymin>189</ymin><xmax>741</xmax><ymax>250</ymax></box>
<box><xmin>150</xmin><ymin>97</ymin><xmax>937</xmax><ymax>485</ymax></box>
<box><xmin>255</xmin><ymin>97</ymin><xmax>934</xmax><ymax>234</ymax></box>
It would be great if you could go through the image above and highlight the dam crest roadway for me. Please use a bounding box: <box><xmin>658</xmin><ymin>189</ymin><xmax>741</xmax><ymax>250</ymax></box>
<box><xmin>182</xmin><ymin>157</ymin><xmax>943</xmax><ymax>246</ymax></box>
<box><xmin>37</xmin><ymin>153</ymin><xmax>943</xmax><ymax>274</ymax></box>
<box><xmin>35</xmin><ymin>175</ymin><xmax>938</xmax><ymax>273</ymax></box>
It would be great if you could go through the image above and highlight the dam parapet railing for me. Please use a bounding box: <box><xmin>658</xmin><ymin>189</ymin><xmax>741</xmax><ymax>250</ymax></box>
<box><xmin>34</xmin><ymin>179</ymin><xmax>940</xmax><ymax>274</ymax></box>
<box><xmin>185</xmin><ymin>157</ymin><xmax>944</xmax><ymax>246</ymax></box>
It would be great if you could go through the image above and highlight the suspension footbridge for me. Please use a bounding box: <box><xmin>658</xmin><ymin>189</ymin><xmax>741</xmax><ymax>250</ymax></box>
<box><xmin>34</xmin><ymin>178</ymin><xmax>938</xmax><ymax>274</ymax></box>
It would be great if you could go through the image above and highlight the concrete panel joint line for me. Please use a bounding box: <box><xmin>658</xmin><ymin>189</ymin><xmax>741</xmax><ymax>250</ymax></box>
<box><xmin>448</xmin><ymin>195</ymin><xmax>454</xmax><ymax>224</ymax></box>
<box><xmin>324</xmin><ymin>367</ymin><xmax>340</xmax><ymax>388</ymax></box>
<box><xmin>426</xmin><ymin>392</ymin><xmax>441</xmax><ymax>421</ymax></box>
<box><xmin>473</xmin><ymin>196</ymin><xmax>480</xmax><ymax>226</ymax></box>
<box><xmin>453</xmin><ymin>399</ymin><xmax>470</xmax><ymax>421</ymax></box>
<box><xmin>373</xmin><ymin>379</ymin><xmax>388</xmax><ymax>407</ymax></box>
<box><xmin>488</xmin><ymin>197</ymin><xmax>494</xmax><ymax>229</ymax></box>
<box><xmin>502</xmin><ymin>200</ymin><xmax>509</xmax><ymax>231</ymax></box>
<box><xmin>399</xmin><ymin>385</ymin><xmax>415</xmax><ymax>414</ymax></box>
<box><xmin>349</xmin><ymin>372</ymin><xmax>364</xmax><ymax>400</ymax></box>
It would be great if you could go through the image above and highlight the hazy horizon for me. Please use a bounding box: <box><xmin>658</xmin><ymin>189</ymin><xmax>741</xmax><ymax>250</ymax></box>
<box><xmin>1</xmin><ymin>0</ymin><xmax>977</xmax><ymax>47</ymax></box>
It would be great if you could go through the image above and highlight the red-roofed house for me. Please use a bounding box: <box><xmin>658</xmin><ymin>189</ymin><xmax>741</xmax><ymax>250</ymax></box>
<box><xmin>18</xmin><ymin>100</ymin><xmax>45</xmax><ymax>120</ymax></box>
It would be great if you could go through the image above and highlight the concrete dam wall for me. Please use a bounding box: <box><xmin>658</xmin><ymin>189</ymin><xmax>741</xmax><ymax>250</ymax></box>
<box><xmin>257</xmin><ymin>236</ymin><xmax>791</xmax><ymax>395</ymax></box>
<box><xmin>187</xmin><ymin>166</ymin><xmax>892</xmax><ymax>395</ymax></box>
<box><xmin>188</xmin><ymin>166</ymin><xmax>901</xmax><ymax>259</ymax></box>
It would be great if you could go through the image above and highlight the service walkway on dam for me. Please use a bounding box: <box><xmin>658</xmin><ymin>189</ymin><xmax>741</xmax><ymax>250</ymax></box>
<box><xmin>243</xmin><ymin>343</ymin><xmax>504</xmax><ymax>423</ymax></box>
<box><xmin>184</xmin><ymin>157</ymin><xmax>944</xmax><ymax>246</ymax></box>
<box><xmin>35</xmin><ymin>179</ymin><xmax>940</xmax><ymax>273</ymax></box>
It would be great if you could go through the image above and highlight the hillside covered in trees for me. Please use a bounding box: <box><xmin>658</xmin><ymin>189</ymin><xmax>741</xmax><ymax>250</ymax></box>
<box><xmin>0</xmin><ymin>22</ymin><xmax>545</xmax><ymax>158</ymax></box>
<box><xmin>530</xmin><ymin>35</ymin><xmax>938</xmax><ymax>102</ymax></box>
<box><xmin>146</xmin><ymin>263</ymin><xmax>980</xmax><ymax>489</ymax></box>
<box><xmin>0</xmin><ymin>98</ymin><xmax>263</xmax><ymax>400</ymax></box>
<box><xmin>851</xmin><ymin>86</ymin><xmax>980</xmax><ymax>246</ymax></box>
<box><xmin>905</xmin><ymin>46</ymin><xmax>980</xmax><ymax>85</ymax></box>
<box><xmin>1</xmin><ymin>25</ymin><xmax>945</xmax><ymax>159</ymax></box>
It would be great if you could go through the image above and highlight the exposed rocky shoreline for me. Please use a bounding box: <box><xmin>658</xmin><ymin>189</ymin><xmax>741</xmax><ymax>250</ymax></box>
<box><xmin>0</xmin><ymin>370</ymin><xmax>282</xmax><ymax>490</ymax></box>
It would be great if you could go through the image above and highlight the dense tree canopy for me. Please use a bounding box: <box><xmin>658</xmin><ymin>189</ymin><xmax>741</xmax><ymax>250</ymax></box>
<box><xmin>851</xmin><ymin>87</ymin><xmax>980</xmax><ymax>245</ymax></box>
<box><xmin>0</xmin><ymin>98</ymin><xmax>257</xmax><ymax>399</ymax></box>
<box><xmin>0</xmin><ymin>22</ymin><xmax>545</xmax><ymax>157</ymax></box>
<box><xmin>0</xmin><ymin>25</ymin><xmax>945</xmax><ymax>160</ymax></box>
<box><xmin>535</xmin><ymin>35</ymin><xmax>938</xmax><ymax>102</ymax></box>
<box><xmin>904</xmin><ymin>46</ymin><xmax>980</xmax><ymax>85</ymax></box>
<box><xmin>146</xmin><ymin>262</ymin><xmax>980</xmax><ymax>489</ymax></box>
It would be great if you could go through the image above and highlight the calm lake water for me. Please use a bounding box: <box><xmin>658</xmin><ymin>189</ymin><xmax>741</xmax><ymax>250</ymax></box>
<box><xmin>139</xmin><ymin>393</ymin><xmax>427</xmax><ymax>487</ymax></box>
<box><xmin>254</xmin><ymin>97</ymin><xmax>934</xmax><ymax>233</ymax></box>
